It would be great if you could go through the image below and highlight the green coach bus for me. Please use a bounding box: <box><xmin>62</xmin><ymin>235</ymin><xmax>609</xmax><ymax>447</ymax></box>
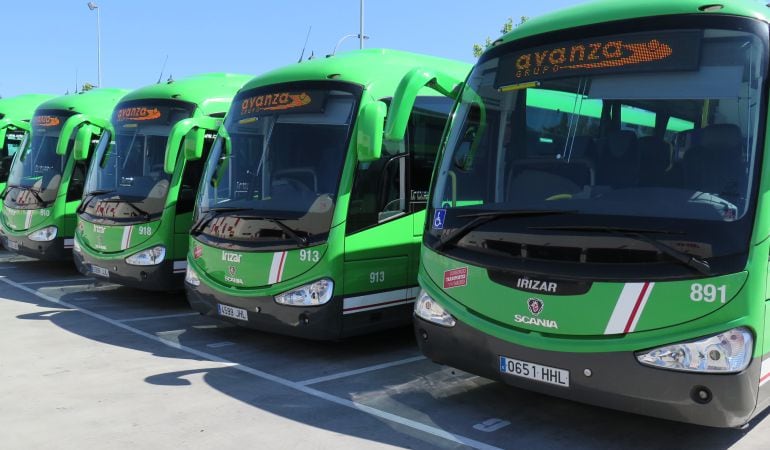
<box><xmin>0</xmin><ymin>94</ymin><xmax>56</xmax><ymax>193</ymax></box>
<box><xmin>72</xmin><ymin>73</ymin><xmax>250</xmax><ymax>290</ymax></box>
<box><xmin>0</xmin><ymin>88</ymin><xmax>127</xmax><ymax>259</ymax></box>
<box><xmin>184</xmin><ymin>49</ymin><xmax>469</xmax><ymax>339</ymax></box>
<box><xmin>398</xmin><ymin>0</ymin><xmax>770</xmax><ymax>428</ymax></box>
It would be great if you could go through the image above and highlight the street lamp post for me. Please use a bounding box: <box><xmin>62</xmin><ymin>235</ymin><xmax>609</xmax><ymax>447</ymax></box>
<box><xmin>360</xmin><ymin>0</ymin><xmax>364</xmax><ymax>49</ymax></box>
<box><xmin>87</xmin><ymin>2</ymin><xmax>101</xmax><ymax>87</ymax></box>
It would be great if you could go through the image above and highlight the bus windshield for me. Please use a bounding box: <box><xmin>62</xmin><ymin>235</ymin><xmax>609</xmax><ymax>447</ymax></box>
<box><xmin>4</xmin><ymin>110</ymin><xmax>75</xmax><ymax>208</ymax></box>
<box><xmin>196</xmin><ymin>84</ymin><xmax>358</xmax><ymax>246</ymax></box>
<box><xmin>430</xmin><ymin>28</ymin><xmax>766</xmax><ymax>276</ymax></box>
<box><xmin>83</xmin><ymin>101</ymin><xmax>195</xmax><ymax>220</ymax></box>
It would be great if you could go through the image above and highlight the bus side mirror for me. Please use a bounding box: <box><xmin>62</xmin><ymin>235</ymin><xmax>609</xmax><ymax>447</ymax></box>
<box><xmin>0</xmin><ymin>118</ymin><xmax>31</xmax><ymax>149</ymax></box>
<box><xmin>73</xmin><ymin>125</ymin><xmax>94</xmax><ymax>161</ymax></box>
<box><xmin>384</xmin><ymin>67</ymin><xmax>463</xmax><ymax>145</ymax></box>
<box><xmin>356</xmin><ymin>101</ymin><xmax>386</xmax><ymax>162</ymax></box>
<box><xmin>183</xmin><ymin>128</ymin><xmax>206</xmax><ymax>162</ymax></box>
<box><xmin>57</xmin><ymin>114</ymin><xmax>87</xmax><ymax>155</ymax></box>
<box><xmin>165</xmin><ymin>117</ymin><xmax>220</xmax><ymax>174</ymax></box>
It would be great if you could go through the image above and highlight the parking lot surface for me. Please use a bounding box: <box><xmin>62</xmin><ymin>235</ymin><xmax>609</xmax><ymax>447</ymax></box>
<box><xmin>1</xmin><ymin>251</ymin><xmax>769</xmax><ymax>449</ymax></box>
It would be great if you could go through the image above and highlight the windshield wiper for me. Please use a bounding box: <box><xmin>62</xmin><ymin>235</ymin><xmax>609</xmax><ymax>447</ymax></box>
<box><xmin>190</xmin><ymin>207</ymin><xmax>253</xmax><ymax>235</ymax></box>
<box><xmin>230</xmin><ymin>214</ymin><xmax>309</xmax><ymax>247</ymax></box>
<box><xmin>529</xmin><ymin>225</ymin><xmax>710</xmax><ymax>275</ymax></box>
<box><xmin>78</xmin><ymin>189</ymin><xmax>117</xmax><ymax>214</ymax></box>
<box><xmin>433</xmin><ymin>209</ymin><xmax>577</xmax><ymax>251</ymax></box>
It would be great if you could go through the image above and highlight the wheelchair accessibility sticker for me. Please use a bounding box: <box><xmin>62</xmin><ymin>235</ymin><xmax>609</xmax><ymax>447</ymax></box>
<box><xmin>433</xmin><ymin>209</ymin><xmax>447</xmax><ymax>230</ymax></box>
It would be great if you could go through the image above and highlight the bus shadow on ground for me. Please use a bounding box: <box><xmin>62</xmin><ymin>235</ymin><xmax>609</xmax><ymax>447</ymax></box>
<box><xmin>140</xmin><ymin>360</ymin><xmax>770</xmax><ymax>450</ymax></box>
<box><xmin>4</xmin><ymin>257</ymin><xmax>769</xmax><ymax>450</ymax></box>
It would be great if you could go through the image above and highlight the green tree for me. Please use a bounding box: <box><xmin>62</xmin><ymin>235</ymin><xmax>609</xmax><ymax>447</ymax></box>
<box><xmin>81</xmin><ymin>82</ymin><xmax>96</xmax><ymax>92</ymax></box>
<box><xmin>473</xmin><ymin>16</ymin><xmax>528</xmax><ymax>58</ymax></box>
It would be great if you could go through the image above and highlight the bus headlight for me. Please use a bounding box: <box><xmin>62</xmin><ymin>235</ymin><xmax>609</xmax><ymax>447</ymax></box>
<box><xmin>274</xmin><ymin>279</ymin><xmax>333</xmax><ymax>306</ymax></box>
<box><xmin>28</xmin><ymin>226</ymin><xmax>57</xmax><ymax>242</ymax></box>
<box><xmin>414</xmin><ymin>289</ymin><xmax>456</xmax><ymax>327</ymax></box>
<box><xmin>125</xmin><ymin>246</ymin><xmax>166</xmax><ymax>266</ymax></box>
<box><xmin>73</xmin><ymin>236</ymin><xmax>82</xmax><ymax>253</ymax></box>
<box><xmin>636</xmin><ymin>327</ymin><xmax>753</xmax><ymax>373</ymax></box>
<box><xmin>185</xmin><ymin>266</ymin><xmax>200</xmax><ymax>287</ymax></box>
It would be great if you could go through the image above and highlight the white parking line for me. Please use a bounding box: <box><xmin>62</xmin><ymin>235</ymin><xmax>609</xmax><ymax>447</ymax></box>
<box><xmin>298</xmin><ymin>356</ymin><xmax>427</xmax><ymax>386</ymax></box>
<box><xmin>21</xmin><ymin>278</ymin><xmax>91</xmax><ymax>285</ymax></box>
<box><xmin>0</xmin><ymin>275</ymin><xmax>501</xmax><ymax>450</ymax></box>
<box><xmin>120</xmin><ymin>312</ymin><xmax>201</xmax><ymax>323</ymax></box>
<box><xmin>206</xmin><ymin>341</ymin><xmax>236</xmax><ymax>349</ymax></box>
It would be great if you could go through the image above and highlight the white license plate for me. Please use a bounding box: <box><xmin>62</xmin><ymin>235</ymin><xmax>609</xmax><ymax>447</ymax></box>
<box><xmin>217</xmin><ymin>303</ymin><xmax>248</xmax><ymax>321</ymax></box>
<box><xmin>91</xmin><ymin>265</ymin><xmax>110</xmax><ymax>278</ymax></box>
<box><xmin>499</xmin><ymin>356</ymin><xmax>569</xmax><ymax>387</ymax></box>
<box><xmin>7</xmin><ymin>240</ymin><xmax>19</xmax><ymax>251</ymax></box>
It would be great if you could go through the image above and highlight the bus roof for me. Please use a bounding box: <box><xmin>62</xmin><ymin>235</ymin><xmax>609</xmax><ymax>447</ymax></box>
<box><xmin>0</xmin><ymin>94</ymin><xmax>57</xmax><ymax>120</ymax></box>
<box><xmin>35</xmin><ymin>88</ymin><xmax>129</xmax><ymax>118</ymax></box>
<box><xmin>117</xmin><ymin>73</ymin><xmax>252</xmax><ymax>116</ymax></box>
<box><xmin>238</xmin><ymin>48</ymin><xmax>471</xmax><ymax>100</ymax></box>
<box><xmin>496</xmin><ymin>0</ymin><xmax>770</xmax><ymax>48</ymax></box>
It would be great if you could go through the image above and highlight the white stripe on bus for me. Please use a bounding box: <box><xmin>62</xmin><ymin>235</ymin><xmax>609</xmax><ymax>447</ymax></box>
<box><xmin>121</xmin><ymin>226</ymin><xmax>132</xmax><ymax>250</ymax></box>
<box><xmin>342</xmin><ymin>287</ymin><xmax>419</xmax><ymax>315</ymax></box>
<box><xmin>24</xmin><ymin>210</ymin><xmax>32</xmax><ymax>229</ymax></box>
<box><xmin>760</xmin><ymin>358</ymin><xmax>770</xmax><ymax>387</ymax></box>
<box><xmin>604</xmin><ymin>282</ymin><xmax>654</xmax><ymax>335</ymax></box>
<box><xmin>268</xmin><ymin>251</ymin><xmax>287</xmax><ymax>284</ymax></box>
<box><xmin>172</xmin><ymin>260</ymin><xmax>187</xmax><ymax>273</ymax></box>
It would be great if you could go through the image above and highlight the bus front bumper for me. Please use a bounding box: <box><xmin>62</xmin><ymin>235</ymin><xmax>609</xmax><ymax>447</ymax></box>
<box><xmin>73</xmin><ymin>250</ymin><xmax>184</xmax><ymax>291</ymax></box>
<box><xmin>185</xmin><ymin>281</ymin><xmax>344</xmax><ymax>340</ymax></box>
<box><xmin>414</xmin><ymin>316</ymin><xmax>762</xmax><ymax>428</ymax></box>
<box><xmin>1</xmin><ymin>234</ymin><xmax>71</xmax><ymax>261</ymax></box>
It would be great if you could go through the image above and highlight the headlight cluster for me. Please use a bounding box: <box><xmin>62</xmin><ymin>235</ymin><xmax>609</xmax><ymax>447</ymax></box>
<box><xmin>28</xmin><ymin>226</ymin><xmax>57</xmax><ymax>242</ymax></box>
<box><xmin>125</xmin><ymin>246</ymin><xmax>165</xmax><ymax>266</ymax></box>
<box><xmin>185</xmin><ymin>266</ymin><xmax>201</xmax><ymax>286</ymax></box>
<box><xmin>636</xmin><ymin>327</ymin><xmax>753</xmax><ymax>373</ymax></box>
<box><xmin>414</xmin><ymin>289</ymin><xmax>456</xmax><ymax>327</ymax></box>
<box><xmin>274</xmin><ymin>279</ymin><xmax>333</xmax><ymax>306</ymax></box>
<box><xmin>72</xmin><ymin>236</ymin><xmax>82</xmax><ymax>253</ymax></box>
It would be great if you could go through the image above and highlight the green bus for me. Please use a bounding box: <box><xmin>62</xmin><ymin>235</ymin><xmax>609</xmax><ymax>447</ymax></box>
<box><xmin>396</xmin><ymin>0</ymin><xmax>770</xmax><ymax>427</ymax></box>
<box><xmin>184</xmin><ymin>49</ymin><xmax>469</xmax><ymax>339</ymax></box>
<box><xmin>0</xmin><ymin>94</ymin><xmax>56</xmax><ymax>193</ymax></box>
<box><xmin>0</xmin><ymin>89</ymin><xmax>127</xmax><ymax>260</ymax></box>
<box><xmin>72</xmin><ymin>73</ymin><xmax>250</xmax><ymax>291</ymax></box>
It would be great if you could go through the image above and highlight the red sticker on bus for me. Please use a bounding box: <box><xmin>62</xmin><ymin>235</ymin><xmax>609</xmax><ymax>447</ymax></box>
<box><xmin>444</xmin><ymin>267</ymin><xmax>468</xmax><ymax>289</ymax></box>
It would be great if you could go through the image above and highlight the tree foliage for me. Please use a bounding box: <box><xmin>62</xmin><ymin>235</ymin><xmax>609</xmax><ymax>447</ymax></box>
<box><xmin>81</xmin><ymin>82</ymin><xmax>96</xmax><ymax>92</ymax></box>
<box><xmin>473</xmin><ymin>16</ymin><xmax>528</xmax><ymax>58</ymax></box>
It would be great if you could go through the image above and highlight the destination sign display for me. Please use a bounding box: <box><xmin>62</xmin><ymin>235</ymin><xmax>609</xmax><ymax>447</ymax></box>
<box><xmin>495</xmin><ymin>30</ymin><xmax>702</xmax><ymax>87</ymax></box>
<box><xmin>234</xmin><ymin>89</ymin><xmax>325</xmax><ymax>120</ymax></box>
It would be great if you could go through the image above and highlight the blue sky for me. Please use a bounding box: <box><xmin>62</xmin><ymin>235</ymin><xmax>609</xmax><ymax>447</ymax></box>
<box><xmin>1</xmin><ymin>0</ymin><xmax>579</xmax><ymax>98</ymax></box>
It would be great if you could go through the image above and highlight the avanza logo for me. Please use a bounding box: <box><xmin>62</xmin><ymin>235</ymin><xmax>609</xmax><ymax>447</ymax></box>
<box><xmin>117</xmin><ymin>107</ymin><xmax>161</xmax><ymax>122</ymax></box>
<box><xmin>514</xmin><ymin>39</ymin><xmax>672</xmax><ymax>80</ymax></box>
<box><xmin>34</xmin><ymin>116</ymin><xmax>60</xmax><ymax>127</ymax></box>
<box><xmin>241</xmin><ymin>92</ymin><xmax>311</xmax><ymax>115</ymax></box>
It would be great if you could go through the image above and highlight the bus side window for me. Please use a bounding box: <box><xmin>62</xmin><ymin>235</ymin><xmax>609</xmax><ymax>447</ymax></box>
<box><xmin>406</xmin><ymin>97</ymin><xmax>453</xmax><ymax>212</ymax></box>
<box><xmin>67</xmin><ymin>136</ymin><xmax>97</xmax><ymax>202</ymax></box>
<box><xmin>177</xmin><ymin>135</ymin><xmax>215</xmax><ymax>214</ymax></box>
<box><xmin>346</xmin><ymin>96</ymin><xmax>452</xmax><ymax>235</ymax></box>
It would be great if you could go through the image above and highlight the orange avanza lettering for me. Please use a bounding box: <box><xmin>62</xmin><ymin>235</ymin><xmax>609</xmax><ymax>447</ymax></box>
<box><xmin>241</xmin><ymin>92</ymin><xmax>312</xmax><ymax>116</ymax></box>
<box><xmin>35</xmin><ymin>116</ymin><xmax>60</xmax><ymax>127</ymax></box>
<box><xmin>514</xmin><ymin>38</ymin><xmax>673</xmax><ymax>80</ymax></box>
<box><xmin>117</xmin><ymin>107</ymin><xmax>162</xmax><ymax>121</ymax></box>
